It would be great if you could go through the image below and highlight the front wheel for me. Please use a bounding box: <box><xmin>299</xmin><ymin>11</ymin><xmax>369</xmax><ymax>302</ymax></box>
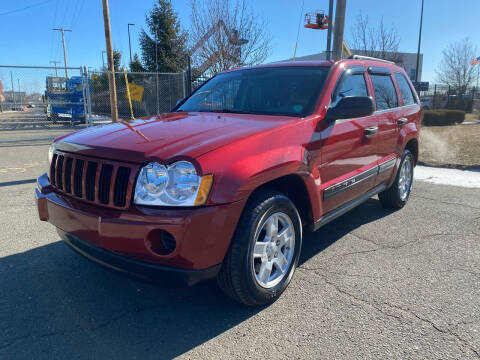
<box><xmin>378</xmin><ymin>149</ymin><xmax>414</xmax><ymax>209</ymax></box>
<box><xmin>217</xmin><ymin>190</ymin><xmax>302</xmax><ymax>306</ymax></box>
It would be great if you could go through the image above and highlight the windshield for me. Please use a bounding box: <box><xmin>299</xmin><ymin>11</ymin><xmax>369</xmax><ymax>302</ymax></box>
<box><xmin>177</xmin><ymin>66</ymin><xmax>330</xmax><ymax>117</ymax></box>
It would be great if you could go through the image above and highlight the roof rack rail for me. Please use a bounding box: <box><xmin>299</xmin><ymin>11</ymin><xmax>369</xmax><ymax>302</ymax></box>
<box><xmin>348</xmin><ymin>54</ymin><xmax>395</xmax><ymax>65</ymax></box>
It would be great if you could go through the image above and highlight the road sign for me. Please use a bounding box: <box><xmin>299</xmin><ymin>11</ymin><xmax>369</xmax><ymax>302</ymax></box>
<box><xmin>126</xmin><ymin>83</ymin><xmax>144</xmax><ymax>102</ymax></box>
<box><xmin>413</xmin><ymin>81</ymin><xmax>429</xmax><ymax>91</ymax></box>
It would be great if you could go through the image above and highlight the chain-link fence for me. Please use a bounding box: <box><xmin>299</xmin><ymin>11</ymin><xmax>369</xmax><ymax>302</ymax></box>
<box><xmin>418</xmin><ymin>84</ymin><xmax>479</xmax><ymax>113</ymax></box>
<box><xmin>89</xmin><ymin>70</ymin><xmax>186</xmax><ymax>119</ymax></box>
<box><xmin>0</xmin><ymin>65</ymin><xmax>189</xmax><ymax>140</ymax></box>
<box><xmin>0</xmin><ymin>65</ymin><xmax>87</xmax><ymax>134</ymax></box>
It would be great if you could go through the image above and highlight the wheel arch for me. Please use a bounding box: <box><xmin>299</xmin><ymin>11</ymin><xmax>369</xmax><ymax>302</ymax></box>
<box><xmin>246</xmin><ymin>173</ymin><xmax>316</xmax><ymax>227</ymax></box>
<box><xmin>405</xmin><ymin>138</ymin><xmax>419</xmax><ymax>165</ymax></box>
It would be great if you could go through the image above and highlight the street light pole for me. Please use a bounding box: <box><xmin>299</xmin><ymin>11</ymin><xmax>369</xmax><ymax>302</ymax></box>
<box><xmin>128</xmin><ymin>23</ymin><xmax>135</xmax><ymax>65</ymax></box>
<box><xmin>10</xmin><ymin>71</ymin><xmax>16</xmax><ymax>110</ymax></box>
<box><xmin>102</xmin><ymin>50</ymin><xmax>107</xmax><ymax>69</ymax></box>
<box><xmin>17</xmin><ymin>79</ymin><xmax>22</xmax><ymax>107</ymax></box>
<box><xmin>415</xmin><ymin>0</ymin><xmax>424</xmax><ymax>83</ymax></box>
<box><xmin>155</xmin><ymin>26</ymin><xmax>159</xmax><ymax>114</ymax></box>
<box><xmin>53</xmin><ymin>28</ymin><xmax>72</xmax><ymax>79</ymax></box>
<box><xmin>50</xmin><ymin>61</ymin><xmax>60</xmax><ymax>76</ymax></box>
<box><xmin>326</xmin><ymin>0</ymin><xmax>334</xmax><ymax>61</ymax></box>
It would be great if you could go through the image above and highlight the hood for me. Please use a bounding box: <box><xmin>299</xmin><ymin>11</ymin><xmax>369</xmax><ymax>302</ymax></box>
<box><xmin>53</xmin><ymin>112</ymin><xmax>296</xmax><ymax>163</ymax></box>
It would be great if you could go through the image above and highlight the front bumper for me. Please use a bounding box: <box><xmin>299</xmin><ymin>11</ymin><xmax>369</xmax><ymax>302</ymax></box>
<box><xmin>35</xmin><ymin>173</ymin><xmax>246</xmax><ymax>283</ymax></box>
<box><xmin>58</xmin><ymin>229</ymin><xmax>220</xmax><ymax>285</ymax></box>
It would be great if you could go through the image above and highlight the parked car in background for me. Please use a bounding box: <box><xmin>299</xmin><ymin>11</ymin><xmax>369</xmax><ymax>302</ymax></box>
<box><xmin>36</xmin><ymin>56</ymin><xmax>421</xmax><ymax>306</ymax></box>
<box><xmin>420</xmin><ymin>96</ymin><xmax>433</xmax><ymax>110</ymax></box>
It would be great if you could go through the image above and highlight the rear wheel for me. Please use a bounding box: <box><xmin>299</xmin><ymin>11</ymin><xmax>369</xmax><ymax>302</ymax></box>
<box><xmin>379</xmin><ymin>149</ymin><xmax>414</xmax><ymax>209</ymax></box>
<box><xmin>217</xmin><ymin>190</ymin><xmax>302</xmax><ymax>306</ymax></box>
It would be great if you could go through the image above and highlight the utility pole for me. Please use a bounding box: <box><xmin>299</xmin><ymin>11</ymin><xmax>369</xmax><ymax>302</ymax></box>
<box><xmin>50</xmin><ymin>61</ymin><xmax>60</xmax><ymax>76</ymax></box>
<box><xmin>326</xmin><ymin>0</ymin><xmax>334</xmax><ymax>61</ymax></box>
<box><xmin>17</xmin><ymin>79</ymin><xmax>22</xmax><ymax>106</ymax></box>
<box><xmin>127</xmin><ymin>23</ymin><xmax>135</xmax><ymax>65</ymax></box>
<box><xmin>53</xmin><ymin>28</ymin><xmax>72</xmax><ymax>79</ymax></box>
<box><xmin>415</xmin><ymin>0</ymin><xmax>424</xmax><ymax>83</ymax></box>
<box><xmin>332</xmin><ymin>0</ymin><xmax>346</xmax><ymax>60</ymax></box>
<box><xmin>10</xmin><ymin>71</ymin><xmax>16</xmax><ymax>110</ymax></box>
<box><xmin>102</xmin><ymin>0</ymin><xmax>118</xmax><ymax>122</ymax></box>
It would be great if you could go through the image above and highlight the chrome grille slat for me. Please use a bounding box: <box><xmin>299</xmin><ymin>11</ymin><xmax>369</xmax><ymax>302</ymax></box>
<box><xmin>56</xmin><ymin>155</ymin><xmax>64</xmax><ymax>190</ymax></box>
<box><xmin>50</xmin><ymin>154</ymin><xmax>58</xmax><ymax>186</ymax></box>
<box><xmin>50</xmin><ymin>151</ymin><xmax>135</xmax><ymax>209</ymax></box>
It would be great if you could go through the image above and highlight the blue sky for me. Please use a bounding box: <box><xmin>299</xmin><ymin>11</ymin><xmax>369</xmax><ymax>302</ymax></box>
<box><xmin>0</xmin><ymin>0</ymin><xmax>479</xmax><ymax>91</ymax></box>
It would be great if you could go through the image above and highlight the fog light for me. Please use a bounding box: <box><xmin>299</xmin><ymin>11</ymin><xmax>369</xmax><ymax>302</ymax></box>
<box><xmin>146</xmin><ymin>229</ymin><xmax>176</xmax><ymax>255</ymax></box>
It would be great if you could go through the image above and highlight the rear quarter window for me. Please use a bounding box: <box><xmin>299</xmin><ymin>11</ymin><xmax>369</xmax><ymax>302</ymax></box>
<box><xmin>394</xmin><ymin>72</ymin><xmax>416</xmax><ymax>106</ymax></box>
<box><xmin>370</xmin><ymin>74</ymin><xmax>398</xmax><ymax>111</ymax></box>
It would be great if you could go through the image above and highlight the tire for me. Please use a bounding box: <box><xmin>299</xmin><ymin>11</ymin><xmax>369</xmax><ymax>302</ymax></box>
<box><xmin>378</xmin><ymin>149</ymin><xmax>414</xmax><ymax>210</ymax></box>
<box><xmin>217</xmin><ymin>190</ymin><xmax>302</xmax><ymax>306</ymax></box>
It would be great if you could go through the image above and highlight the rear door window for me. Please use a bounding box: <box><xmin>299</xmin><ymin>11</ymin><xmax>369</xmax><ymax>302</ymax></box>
<box><xmin>394</xmin><ymin>73</ymin><xmax>416</xmax><ymax>106</ymax></box>
<box><xmin>332</xmin><ymin>73</ymin><xmax>368</xmax><ymax>107</ymax></box>
<box><xmin>370</xmin><ymin>74</ymin><xmax>399</xmax><ymax>110</ymax></box>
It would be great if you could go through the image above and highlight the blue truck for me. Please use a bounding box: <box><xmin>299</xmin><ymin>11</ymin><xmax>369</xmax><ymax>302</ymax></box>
<box><xmin>45</xmin><ymin>76</ymin><xmax>87</xmax><ymax>124</ymax></box>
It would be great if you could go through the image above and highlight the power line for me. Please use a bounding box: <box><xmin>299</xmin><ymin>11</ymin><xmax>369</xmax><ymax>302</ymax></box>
<box><xmin>48</xmin><ymin>0</ymin><xmax>60</xmax><ymax>61</ymax></box>
<box><xmin>0</xmin><ymin>0</ymin><xmax>55</xmax><ymax>16</ymax></box>
<box><xmin>70</xmin><ymin>0</ymin><xmax>86</xmax><ymax>30</ymax></box>
<box><xmin>53</xmin><ymin>1</ymin><xmax>70</xmax><ymax>61</ymax></box>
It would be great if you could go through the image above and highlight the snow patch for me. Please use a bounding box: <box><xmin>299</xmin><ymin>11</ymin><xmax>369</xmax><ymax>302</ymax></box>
<box><xmin>414</xmin><ymin>166</ymin><xmax>480</xmax><ymax>188</ymax></box>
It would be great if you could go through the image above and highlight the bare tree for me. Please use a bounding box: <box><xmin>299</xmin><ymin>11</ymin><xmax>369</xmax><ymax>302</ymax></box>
<box><xmin>349</xmin><ymin>12</ymin><xmax>402</xmax><ymax>63</ymax></box>
<box><xmin>436</xmin><ymin>37</ymin><xmax>478</xmax><ymax>94</ymax></box>
<box><xmin>189</xmin><ymin>0</ymin><xmax>273</xmax><ymax>76</ymax></box>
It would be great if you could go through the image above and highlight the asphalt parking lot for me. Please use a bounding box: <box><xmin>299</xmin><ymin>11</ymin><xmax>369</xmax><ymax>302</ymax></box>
<box><xmin>1</xmin><ymin>115</ymin><xmax>479</xmax><ymax>359</ymax></box>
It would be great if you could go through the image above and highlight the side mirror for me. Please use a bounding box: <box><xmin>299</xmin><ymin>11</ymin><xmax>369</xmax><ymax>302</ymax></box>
<box><xmin>325</xmin><ymin>96</ymin><xmax>375</xmax><ymax>122</ymax></box>
<box><xmin>175</xmin><ymin>98</ymin><xmax>184</xmax><ymax>106</ymax></box>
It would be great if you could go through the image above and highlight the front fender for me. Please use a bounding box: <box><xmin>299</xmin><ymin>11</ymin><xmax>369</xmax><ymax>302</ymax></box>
<box><xmin>201</xmin><ymin>144</ymin><xmax>307</xmax><ymax>204</ymax></box>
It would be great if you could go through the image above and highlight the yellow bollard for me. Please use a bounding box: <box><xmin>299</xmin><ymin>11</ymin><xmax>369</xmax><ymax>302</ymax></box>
<box><xmin>123</xmin><ymin>67</ymin><xmax>135</xmax><ymax>120</ymax></box>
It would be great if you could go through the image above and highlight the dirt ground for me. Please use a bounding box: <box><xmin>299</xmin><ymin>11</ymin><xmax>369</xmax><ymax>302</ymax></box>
<box><xmin>420</xmin><ymin>119</ymin><xmax>480</xmax><ymax>167</ymax></box>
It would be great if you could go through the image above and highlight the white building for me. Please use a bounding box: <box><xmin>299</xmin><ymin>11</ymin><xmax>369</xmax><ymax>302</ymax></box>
<box><xmin>283</xmin><ymin>50</ymin><xmax>423</xmax><ymax>81</ymax></box>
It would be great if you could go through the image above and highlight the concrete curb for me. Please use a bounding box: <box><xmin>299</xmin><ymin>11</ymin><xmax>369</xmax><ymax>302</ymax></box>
<box><xmin>418</xmin><ymin>161</ymin><xmax>480</xmax><ymax>171</ymax></box>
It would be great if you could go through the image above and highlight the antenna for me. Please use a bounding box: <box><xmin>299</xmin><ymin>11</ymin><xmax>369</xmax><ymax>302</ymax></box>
<box><xmin>292</xmin><ymin>0</ymin><xmax>304</xmax><ymax>61</ymax></box>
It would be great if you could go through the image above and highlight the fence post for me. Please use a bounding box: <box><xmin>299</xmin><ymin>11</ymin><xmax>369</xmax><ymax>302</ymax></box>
<box><xmin>81</xmin><ymin>66</ymin><xmax>88</xmax><ymax>126</ymax></box>
<box><xmin>433</xmin><ymin>84</ymin><xmax>436</xmax><ymax>109</ymax></box>
<box><xmin>84</xmin><ymin>66</ymin><xmax>93</xmax><ymax>126</ymax></box>
<box><xmin>182</xmin><ymin>71</ymin><xmax>186</xmax><ymax>98</ymax></box>
<box><xmin>187</xmin><ymin>56</ymin><xmax>192</xmax><ymax>95</ymax></box>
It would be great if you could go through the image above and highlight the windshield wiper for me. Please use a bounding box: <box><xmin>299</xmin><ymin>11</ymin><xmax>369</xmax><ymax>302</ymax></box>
<box><xmin>204</xmin><ymin>109</ymin><xmax>253</xmax><ymax>114</ymax></box>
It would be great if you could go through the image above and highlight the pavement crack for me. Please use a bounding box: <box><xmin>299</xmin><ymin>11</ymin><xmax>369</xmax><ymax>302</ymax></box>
<box><xmin>314</xmin><ymin>272</ymin><xmax>480</xmax><ymax>358</ymax></box>
<box><xmin>350</xmin><ymin>231</ymin><xmax>461</xmax><ymax>251</ymax></box>
<box><xmin>415</xmin><ymin>195</ymin><xmax>480</xmax><ymax>210</ymax></box>
<box><xmin>89</xmin><ymin>310</ymin><xmax>133</xmax><ymax>331</ymax></box>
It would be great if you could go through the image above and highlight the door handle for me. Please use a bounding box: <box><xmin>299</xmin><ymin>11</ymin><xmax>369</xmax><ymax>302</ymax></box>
<box><xmin>397</xmin><ymin>117</ymin><xmax>408</xmax><ymax>127</ymax></box>
<box><xmin>364</xmin><ymin>126</ymin><xmax>378</xmax><ymax>137</ymax></box>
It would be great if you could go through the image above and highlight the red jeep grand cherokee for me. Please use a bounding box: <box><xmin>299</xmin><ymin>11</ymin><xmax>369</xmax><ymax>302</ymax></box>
<box><xmin>36</xmin><ymin>56</ymin><xmax>420</xmax><ymax>306</ymax></box>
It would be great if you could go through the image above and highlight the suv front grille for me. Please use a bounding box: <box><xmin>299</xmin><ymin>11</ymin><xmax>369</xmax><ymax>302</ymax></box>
<box><xmin>50</xmin><ymin>152</ymin><xmax>138</xmax><ymax>209</ymax></box>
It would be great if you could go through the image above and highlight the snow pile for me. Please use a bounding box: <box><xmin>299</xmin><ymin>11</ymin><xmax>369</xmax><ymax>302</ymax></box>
<box><xmin>414</xmin><ymin>166</ymin><xmax>480</xmax><ymax>188</ymax></box>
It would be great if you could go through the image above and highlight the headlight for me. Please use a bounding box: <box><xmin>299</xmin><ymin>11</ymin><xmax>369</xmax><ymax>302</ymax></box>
<box><xmin>134</xmin><ymin>161</ymin><xmax>213</xmax><ymax>207</ymax></box>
